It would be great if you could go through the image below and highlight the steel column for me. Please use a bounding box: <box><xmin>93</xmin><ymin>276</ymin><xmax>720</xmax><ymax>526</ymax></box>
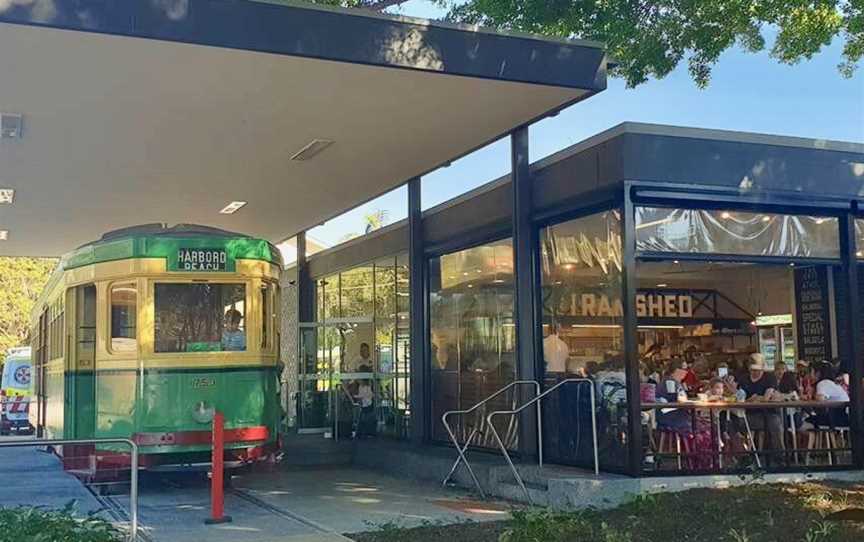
<box><xmin>622</xmin><ymin>184</ymin><xmax>643</xmax><ymax>476</ymax></box>
<box><xmin>511</xmin><ymin>126</ymin><xmax>539</xmax><ymax>459</ymax></box>
<box><xmin>840</xmin><ymin>213</ymin><xmax>863</xmax><ymax>467</ymax></box>
<box><xmin>296</xmin><ymin>232</ymin><xmax>315</xmax><ymax>323</ymax></box>
<box><xmin>408</xmin><ymin>177</ymin><xmax>429</xmax><ymax>445</ymax></box>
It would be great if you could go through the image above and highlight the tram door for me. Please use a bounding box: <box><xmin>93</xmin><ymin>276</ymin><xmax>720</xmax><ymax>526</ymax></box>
<box><xmin>297</xmin><ymin>318</ymin><xmax>373</xmax><ymax>440</ymax></box>
<box><xmin>70</xmin><ymin>284</ymin><xmax>97</xmax><ymax>439</ymax></box>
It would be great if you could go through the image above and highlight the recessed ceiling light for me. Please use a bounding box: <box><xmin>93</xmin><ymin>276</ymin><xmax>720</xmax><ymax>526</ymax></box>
<box><xmin>219</xmin><ymin>201</ymin><xmax>247</xmax><ymax>214</ymax></box>
<box><xmin>0</xmin><ymin>113</ymin><xmax>22</xmax><ymax>139</ymax></box>
<box><xmin>0</xmin><ymin>230</ymin><xmax>8</xmax><ymax>241</ymax></box>
<box><xmin>720</xmin><ymin>211</ymin><xmax>732</xmax><ymax>219</ymax></box>
<box><xmin>290</xmin><ymin>139</ymin><xmax>334</xmax><ymax>161</ymax></box>
<box><xmin>0</xmin><ymin>189</ymin><xmax>13</xmax><ymax>204</ymax></box>
<box><xmin>657</xmin><ymin>283</ymin><xmax>668</xmax><ymax>288</ymax></box>
<box><xmin>761</xmin><ymin>215</ymin><xmax>771</xmax><ymax>223</ymax></box>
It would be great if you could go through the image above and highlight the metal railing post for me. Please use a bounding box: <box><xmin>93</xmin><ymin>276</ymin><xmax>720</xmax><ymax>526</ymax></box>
<box><xmin>0</xmin><ymin>438</ymin><xmax>139</xmax><ymax>541</ymax></box>
<box><xmin>486</xmin><ymin>378</ymin><xmax>599</xmax><ymax>504</ymax></box>
<box><xmin>440</xmin><ymin>380</ymin><xmax>540</xmax><ymax>495</ymax></box>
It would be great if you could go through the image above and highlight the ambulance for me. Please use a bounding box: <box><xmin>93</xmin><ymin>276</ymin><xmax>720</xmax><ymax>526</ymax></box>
<box><xmin>1</xmin><ymin>346</ymin><xmax>34</xmax><ymax>435</ymax></box>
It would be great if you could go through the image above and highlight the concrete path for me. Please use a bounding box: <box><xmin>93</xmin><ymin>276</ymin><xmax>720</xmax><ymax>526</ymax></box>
<box><xmin>230</xmin><ymin>465</ymin><xmax>512</xmax><ymax>535</ymax></box>
<box><xmin>0</xmin><ymin>436</ymin><xmax>103</xmax><ymax>513</ymax></box>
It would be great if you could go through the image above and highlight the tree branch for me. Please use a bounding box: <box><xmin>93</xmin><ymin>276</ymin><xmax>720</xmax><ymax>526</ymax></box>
<box><xmin>364</xmin><ymin>0</ymin><xmax>413</xmax><ymax>12</ymax></box>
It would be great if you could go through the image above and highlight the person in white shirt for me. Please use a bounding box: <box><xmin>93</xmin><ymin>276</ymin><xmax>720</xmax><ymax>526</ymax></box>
<box><xmin>543</xmin><ymin>323</ymin><xmax>570</xmax><ymax>374</ymax></box>
<box><xmin>802</xmin><ymin>361</ymin><xmax>849</xmax><ymax>431</ymax></box>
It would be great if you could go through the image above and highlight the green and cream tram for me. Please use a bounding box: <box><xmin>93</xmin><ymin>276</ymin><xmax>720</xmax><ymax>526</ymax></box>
<box><xmin>30</xmin><ymin>224</ymin><xmax>282</xmax><ymax>472</ymax></box>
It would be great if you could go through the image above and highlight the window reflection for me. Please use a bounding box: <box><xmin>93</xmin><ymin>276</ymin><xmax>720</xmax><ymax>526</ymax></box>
<box><xmin>540</xmin><ymin>210</ymin><xmax>629</xmax><ymax>470</ymax></box>
<box><xmin>429</xmin><ymin>238</ymin><xmax>517</xmax><ymax>449</ymax></box>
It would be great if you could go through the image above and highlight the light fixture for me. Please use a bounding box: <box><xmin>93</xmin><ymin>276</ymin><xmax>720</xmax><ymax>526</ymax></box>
<box><xmin>492</xmin><ymin>279</ymin><xmax>505</xmax><ymax>284</ymax></box>
<box><xmin>638</xmin><ymin>325</ymin><xmax>685</xmax><ymax>330</ymax></box>
<box><xmin>720</xmin><ymin>211</ymin><xmax>732</xmax><ymax>219</ymax></box>
<box><xmin>761</xmin><ymin>215</ymin><xmax>771</xmax><ymax>223</ymax></box>
<box><xmin>0</xmin><ymin>230</ymin><xmax>8</xmax><ymax>241</ymax></box>
<box><xmin>789</xmin><ymin>263</ymin><xmax>795</xmax><ymax>267</ymax></box>
<box><xmin>814</xmin><ymin>217</ymin><xmax>826</xmax><ymax>225</ymax></box>
<box><xmin>219</xmin><ymin>201</ymin><xmax>247</xmax><ymax>214</ymax></box>
<box><xmin>0</xmin><ymin>189</ymin><xmax>14</xmax><ymax>204</ymax></box>
<box><xmin>656</xmin><ymin>283</ymin><xmax>668</xmax><ymax>288</ymax></box>
<box><xmin>563</xmin><ymin>263</ymin><xmax>575</xmax><ymax>270</ymax></box>
<box><xmin>467</xmin><ymin>284</ymin><xmax>474</xmax><ymax>288</ymax></box>
<box><xmin>0</xmin><ymin>113</ymin><xmax>23</xmax><ymax>139</ymax></box>
<box><xmin>290</xmin><ymin>139</ymin><xmax>334</xmax><ymax>161</ymax></box>
<box><xmin>571</xmin><ymin>324</ymin><xmax>620</xmax><ymax>329</ymax></box>
<box><xmin>673</xmin><ymin>260</ymin><xmax>680</xmax><ymax>265</ymax></box>
<box><xmin>857</xmin><ymin>251</ymin><xmax>863</xmax><ymax>258</ymax></box>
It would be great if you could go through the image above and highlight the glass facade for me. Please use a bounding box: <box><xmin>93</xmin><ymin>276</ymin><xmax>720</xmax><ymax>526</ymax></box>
<box><xmin>302</xmin><ymin>255</ymin><xmax>411</xmax><ymax>439</ymax></box>
<box><xmin>539</xmin><ymin>210</ymin><xmax>629</xmax><ymax>470</ymax></box>
<box><xmin>428</xmin><ymin>238</ymin><xmax>517</xmax><ymax>449</ymax></box>
<box><xmin>636</xmin><ymin>207</ymin><xmax>840</xmax><ymax>259</ymax></box>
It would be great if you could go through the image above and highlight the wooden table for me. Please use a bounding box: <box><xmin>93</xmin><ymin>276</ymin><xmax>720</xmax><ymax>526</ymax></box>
<box><xmin>641</xmin><ymin>400</ymin><xmax>850</xmax><ymax>468</ymax></box>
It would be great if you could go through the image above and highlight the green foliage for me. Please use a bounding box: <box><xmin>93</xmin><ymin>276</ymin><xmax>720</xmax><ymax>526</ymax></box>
<box><xmin>310</xmin><ymin>0</ymin><xmax>863</xmax><ymax>87</ymax></box>
<box><xmin>0</xmin><ymin>502</ymin><xmax>123</xmax><ymax>542</ymax></box>
<box><xmin>499</xmin><ymin>508</ymin><xmax>631</xmax><ymax>542</ymax></box>
<box><xmin>0</xmin><ymin>257</ymin><xmax>56</xmax><ymax>356</ymax></box>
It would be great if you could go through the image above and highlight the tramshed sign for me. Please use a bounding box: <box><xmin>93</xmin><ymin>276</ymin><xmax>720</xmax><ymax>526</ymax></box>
<box><xmin>572</xmin><ymin>292</ymin><xmax>694</xmax><ymax>319</ymax></box>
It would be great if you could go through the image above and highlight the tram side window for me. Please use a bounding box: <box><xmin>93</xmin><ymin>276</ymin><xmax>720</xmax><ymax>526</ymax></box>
<box><xmin>261</xmin><ymin>282</ymin><xmax>275</xmax><ymax>350</ymax></box>
<box><xmin>110</xmin><ymin>283</ymin><xmax>138</xmax><ymax>353</ymax></box>
<box><xmin>154</xmin><ymin>283</ymin><xmax>246</xmax><ymax>353</ymax></box>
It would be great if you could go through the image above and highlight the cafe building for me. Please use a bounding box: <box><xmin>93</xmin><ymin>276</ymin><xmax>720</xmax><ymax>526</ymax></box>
<box><xmin>286</xmin><ymin>123</ymin><xmax>864</xmax><ymax>479</ymax></box>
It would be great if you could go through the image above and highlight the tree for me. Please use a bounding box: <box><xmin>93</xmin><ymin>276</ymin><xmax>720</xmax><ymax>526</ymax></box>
<box><xmin>0</xmin><ymin>257</ymin><xmax>56</xmax><ymax>356</ymax></box>
<box><xmin>311</xmin><ymin>0</ymin><xmax>864</xmax><ymax>87</ymax></box>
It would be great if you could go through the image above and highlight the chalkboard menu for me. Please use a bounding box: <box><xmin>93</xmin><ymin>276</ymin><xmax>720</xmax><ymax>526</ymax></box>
<box><xmin>794</xmin><ymin>266</ymin><xmax>833</xmax><ymax>362</ymax></box>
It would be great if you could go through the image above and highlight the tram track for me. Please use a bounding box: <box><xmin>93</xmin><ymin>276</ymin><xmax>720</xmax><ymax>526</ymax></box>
<box><xmin>228</xmin><ymin>486</ymin><xmax>354</xmax><ymax>541</ymax></box>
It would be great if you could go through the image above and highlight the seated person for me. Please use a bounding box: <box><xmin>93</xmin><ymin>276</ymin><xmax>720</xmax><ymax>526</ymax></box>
<box><xmin>802</xmin><ymin>362</ymin><xmax>850</xmax><ymax>430</ymax></box>
<box><xmin>221</xmin><ymin>309</ymin><xmax>246</xmax><ymax>351</ymax></box>
<box><xmin>656</xmin><ymin>360</ymin><xmax>691</xmax><ymax>434</ymax></box>
<box><xmin>773</xmin><ymin>361</ymin><xmax>799</xmax><ymax>398</ymax></box>
<box><xmin>731</xmin><ymin>354</ymin><xmax>785</xmax><ymax>458</ymax></box>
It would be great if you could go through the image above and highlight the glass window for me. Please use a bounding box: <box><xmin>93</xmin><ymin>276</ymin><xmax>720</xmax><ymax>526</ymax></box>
<box><xmin>636</xmin><ymin>207</ymin><xmax>839</xmax><ymax>259</ymax></box>
<box><xmin>154</xmin><ymin>283</ymin><xmax>246</xmax><ymax>353</ymax></box>
<box><xmin>429</xmin><ymin>238</ymin><xmax>516</xmax><ymax>449</ymax></box>
<box><xmin>540</xmin><ymin>210</ymin><xmax>629</xmax><ymax>470</ymax></box>
<box><xmin>261</xmin><ymin>282</ymin><xmax>277</xmax><ymax>350</ymax></box>
<box><xmin>855</xmin><ymin>218</ymin><xmax>864</xmax><ymax>259</ymax></box>
<box><xmin>110</xmin><ymin>283</ymin><xmax>137</xmax><ymax>353</ymax></box>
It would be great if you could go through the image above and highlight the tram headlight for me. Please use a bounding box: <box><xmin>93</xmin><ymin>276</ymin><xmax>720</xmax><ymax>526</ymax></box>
<box><xmin>192</xmin><ymin>401</ymin><xmax>215</xmax><ymax>424</ymax></box>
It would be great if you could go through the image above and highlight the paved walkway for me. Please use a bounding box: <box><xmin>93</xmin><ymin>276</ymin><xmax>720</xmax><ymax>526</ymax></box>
<box><xmin>0</xmin><ymin>436</ymin><xmax>103</xmax><ymax>513</ymax></box>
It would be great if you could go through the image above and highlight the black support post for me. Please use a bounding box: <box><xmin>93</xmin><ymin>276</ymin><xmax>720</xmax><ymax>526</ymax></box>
<box><xmin>408</xmin><ymin>177</ymin><xmax>429</xmax><ymax>445</ymax></box>
<box><xmin>840</xmin><ymin>214</ymin><xmax>863</xmax><ymax>467</ymax></box>
<box><xmin>512</xmin><ymin>126</ymin><xmax>540</xmax><ymax>459</ymax></box>
<box><xmin>296</xmin><ymin>232</ymin><xmax>314</xmax><ymax>323</ymax></box>
<box><xmin>622</xmin><ymin>185</ymin><xmax>643</xmax><ymax>476</ymax></box>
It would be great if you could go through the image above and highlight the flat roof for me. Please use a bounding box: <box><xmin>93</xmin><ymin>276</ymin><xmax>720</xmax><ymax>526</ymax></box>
<box><xmin>0</xmin><ymin>0</ymin><xmax>608</xmax><ymax>257</ymax></box>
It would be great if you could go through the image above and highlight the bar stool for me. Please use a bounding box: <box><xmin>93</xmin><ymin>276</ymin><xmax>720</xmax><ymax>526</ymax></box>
<box><xmin>657</xmin><ymin>430</ymin><xmax>691</xmax><ymax>470</ymax></box>
<box><xmin>806</xmin><ymin>427</ymin><xmax>850</xmax><ymax>466</ymax></box>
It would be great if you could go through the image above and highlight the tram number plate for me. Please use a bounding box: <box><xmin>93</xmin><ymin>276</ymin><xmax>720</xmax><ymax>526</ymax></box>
<box><xmin>177</xmin><ymin>248</ymin><xmax>227</xmax><ymax>271</ymax></box>
<box><xmin>192</xmin><ymin>377</ymin><xmax>216</xmax><ymax>389</ymax></box>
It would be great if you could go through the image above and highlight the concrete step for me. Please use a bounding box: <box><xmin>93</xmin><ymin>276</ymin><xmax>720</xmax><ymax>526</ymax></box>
<box><xmin>281</xmin><ymin>434</ymin><xmax>355</xmax><ymax>466</ymax></box>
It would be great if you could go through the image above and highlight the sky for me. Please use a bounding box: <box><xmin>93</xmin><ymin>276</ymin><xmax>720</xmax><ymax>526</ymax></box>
<box><xmin>303</xmin><ymin>0</ymin><xmax>864</xmax><ymax>249</ymax></box>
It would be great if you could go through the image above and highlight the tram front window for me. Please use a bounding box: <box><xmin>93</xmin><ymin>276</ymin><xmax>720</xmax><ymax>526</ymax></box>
<box><xmin>154</xmin><ymin>283</ymin><xmax>246</xmax><ymax>353</ymax></box>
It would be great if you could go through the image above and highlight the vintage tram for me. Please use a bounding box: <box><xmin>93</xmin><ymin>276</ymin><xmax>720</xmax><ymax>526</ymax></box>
<box><xmin>30</xmin><ymin>224</ymin><xmax>282</xmax><ymax>472</ymax></box>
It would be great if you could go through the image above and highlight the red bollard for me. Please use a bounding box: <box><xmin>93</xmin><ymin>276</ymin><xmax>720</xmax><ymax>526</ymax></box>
<box><xmin>205</xmin><ymin>411</ymin><xmax>232</xmax><ymax>524</ymax></box>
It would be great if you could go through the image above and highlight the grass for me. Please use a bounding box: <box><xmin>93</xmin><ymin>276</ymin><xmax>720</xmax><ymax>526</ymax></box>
<box><xmin>0</xmin><ymin>501</ymin><xmax>123</xmax><ymax>542</ymax></box>
<box><xmin>349</xmin><ymin>481</ymin><xmax>864</xmax><ymax>542</ymax></box>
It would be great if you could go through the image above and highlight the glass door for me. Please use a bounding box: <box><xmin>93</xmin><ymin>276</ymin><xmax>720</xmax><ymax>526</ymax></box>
<box><xmin>297</xmin><ymin>318</ymin><xmax>373</xmax><ymax>440</ymax></box>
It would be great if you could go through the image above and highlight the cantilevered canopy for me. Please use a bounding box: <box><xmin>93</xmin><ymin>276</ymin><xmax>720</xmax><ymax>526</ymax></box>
<box><xmin>0</xmin><ymin>0</ymin><xmax>607</xmax><ymax>257</ymax></box>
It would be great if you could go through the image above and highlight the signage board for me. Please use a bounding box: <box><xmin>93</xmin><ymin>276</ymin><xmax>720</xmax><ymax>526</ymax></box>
<box><xmin>176</xmin><ymin>248</ymin><xmax>227</xmax><ymax>271</ymax></box>
<box><xmin>794</xmin><ymin>266</ymin><xmax>832</xmax><ymax>362</ymax></box>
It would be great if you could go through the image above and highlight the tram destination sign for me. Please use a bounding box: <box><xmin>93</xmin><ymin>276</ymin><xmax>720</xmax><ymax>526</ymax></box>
<box><xmin>176</xmin><ymin>248</ymin><xmax>228</xmax><ymax>271</ymax></box>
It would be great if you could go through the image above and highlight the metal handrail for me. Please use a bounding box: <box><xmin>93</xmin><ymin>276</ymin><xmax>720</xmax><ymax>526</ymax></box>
<box><xmin>487</xmin><ymin>378</ymin><xmax>598</xmax><ymax>504</ymax></box>
<box><xmin>0</xmin><ymin>438</ymin><xmax>139</xmax><ymax>541</ymax></box>
<box><xmin>441</xmin><ymin>380</ymin><xmax>541</xmax><ymax>497</ymax></box>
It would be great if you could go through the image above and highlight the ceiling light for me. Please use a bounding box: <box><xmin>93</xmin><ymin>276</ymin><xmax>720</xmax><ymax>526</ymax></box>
<box><xmin>657</xmin><ymin>283</ymin><xmax>668</xmax><ymax>288</ymax></box>
<box><xmin>673</xmin><ymin>260</ymin><xmax>680</xmax><ymax>265</ymax></box>
<box><xmin>720</xmin><ymin>211</ymin><xmax>732</xmax><ymax>219</ymax></box>
<box><xmin>761</xmin><ymin>215</ymin><xmax>771</xmax><ymax>223</ymax></box>
<box><xmin>814</xmin><ymin>217</ymin><xmax>826</xmax><ymax>225</ymax></box>
<box><xmin>219</xmin><ymin>201</ymin><xmax>247</xmax><ymax>214</ymax></box>
<box><xmin>0</xmin><ymin>230</ymin><xmax>8</xmax><ymax>241</ymax></box>
<box><xmin>0</xmin><ymin>113</ymin><xmax>22</xmax><ymax>139</ymax></box>
<box><xmin>857</xmin><ymin>251</ymin><xmax>863</xmax><ymax>258</ymax></box>
<box><xmin>467</xmin><ymin>284</ymin><xmax>474</xmax><ymax>288</ymax></box>
<box><xmin>0</xmin><ymin>189</ymin><xmax>13</xmax><ymax>204</ymax></box>
<box><xmin>492</xmin><ymin>279</ymin><xmax>505</xmax><ymax>284</ymax></box>
<box><xmin>290</xmin><ymin>139</ymin><xmax>334</xmax><ymax>161</ymax></box>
